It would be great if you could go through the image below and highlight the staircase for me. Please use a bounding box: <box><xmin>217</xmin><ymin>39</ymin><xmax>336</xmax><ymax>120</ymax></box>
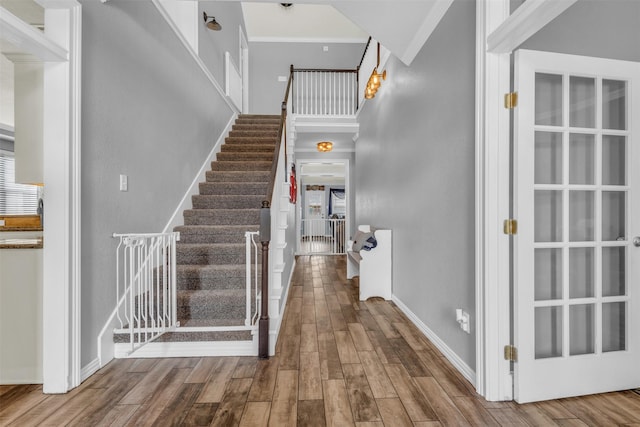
<box><xmin>115</xmin><ymin>114</ymin><xmax>281</xmax><ymax>347</ymax></box>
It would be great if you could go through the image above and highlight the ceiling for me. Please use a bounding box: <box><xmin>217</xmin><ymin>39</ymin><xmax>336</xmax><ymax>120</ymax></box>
<box><xmin>240</xmin><ymin>1</ymin><xmax>452</xmax><ymax>65</ymax></box>
<box><xmin>241</xmin><ymin>2</ymin><xmax>368</xmax><ymax>42</ymax></box>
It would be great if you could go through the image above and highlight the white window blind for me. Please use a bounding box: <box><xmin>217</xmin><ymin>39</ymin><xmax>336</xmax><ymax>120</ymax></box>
<box><xmin>0</xmin><ymin>153</ymin><xmax>39</xmax><ymax>215</ymax></box>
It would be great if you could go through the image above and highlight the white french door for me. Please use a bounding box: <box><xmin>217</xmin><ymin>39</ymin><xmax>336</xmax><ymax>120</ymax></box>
<box><xmin>514</xmin><ymin>50</ymin><xmax>640</xmax><ymax>403</ymax></box>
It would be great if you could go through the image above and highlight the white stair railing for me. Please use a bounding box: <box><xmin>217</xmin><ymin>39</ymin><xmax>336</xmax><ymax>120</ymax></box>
<box><xmin>245</xmin><ymin>231</ymin><xmax>261</xmax><ymax>326</ymax></box>
<box><xmin>293</xmin><ymin>69</ymin><xmax>358</xmax><ymax>116</ymax></box>
<box><xmin>113</xmin><ymin>232</ymin><xmax>179</xmax><ymax>354</ymax></box>
<box><xmin>300</xmin><ymin>218</ymin><xmax>347</xmax><ymax>255</ymax></box>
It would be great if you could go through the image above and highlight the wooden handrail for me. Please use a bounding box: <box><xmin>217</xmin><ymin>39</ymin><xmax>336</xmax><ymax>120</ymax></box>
<box><xmin>264</xmin><ymin>64</ymin><xmax>294</xmax><ymax>206</ymax></box>
<box><xmin>259</xmin><ymin>65</ymin><xmax>294</xmax><ymax>359</ymax></box>
<box><xmin>358</xmin><ymin>36</ymin><xmax>373</xmax><ymax>70</ymax></box>
<box><xmin>293</xmin><ymin>68</ymin><xmax>358</xmax><ymax>73</ymax></box>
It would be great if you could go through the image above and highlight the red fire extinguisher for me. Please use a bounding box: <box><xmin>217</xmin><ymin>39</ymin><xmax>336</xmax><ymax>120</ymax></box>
<box><xmin>289</xmin><ymin>164</ymin><xmax>297</xmax><ymax>204</ymax></box>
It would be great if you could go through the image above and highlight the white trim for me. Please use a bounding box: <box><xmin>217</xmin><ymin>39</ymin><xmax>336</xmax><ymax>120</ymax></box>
<box><xmin>0</xmin><ymin>6</ymin><xmax>68</xmax><ymax>61</ymax></box>
<box><xmin>239</xmin><ymin>26</ymin><xmax>249</xmax><ymax>114</ymax></box>
<box><xmin>37</xmin><ymin>0</ymin><xmax>82</xmax><ymax>394</ymax></box>
<box><xmin>162</xmin><ymin>114</ymin><xmax>236</xmax><ymax>233</ymax></box>
<box><xmin>487</xmin><ymin>0</ymin><xmax>578</xmax><ymax>54</ymax></box>
<box><xmin>80</xmin><ymin>358</ymin><xmax>100</xmax><ymax>382</ymax></box>
<box><xmin>398</xmin><ymin>0</ymin><xmax>454</xmax><ymax>66</ymax></box>
<box><xmin>269</xmin><ymin>256</ymin><xmax>296</xmax><ymax>356</ymax></box>
<box><xmin>115</xmin><ymin>340</ymin><xmax>257</xmax><ymax>358</ymax></box>
<box><xmin>475</xmin><ymin>0</ymin><xmax>513</xmax><ymax>401</ymax></box>
<box><xmin>392</xmin><ymin>295</ymin><xmax>476</xmax><ymax>386</ymax></box>
<box><xmin>151</xmin><ymin>0</ymin><xmax>239</xmax><ymax>114</ymax></box>
<box><xmin>248</xmin><ymin>36</ymin><xmax>369</xmax><ymax>44</ymax></box>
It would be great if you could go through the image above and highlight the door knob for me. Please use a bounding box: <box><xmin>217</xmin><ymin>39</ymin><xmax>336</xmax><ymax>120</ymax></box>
<box><xmin>633</xmin><ymin>237</ymin><xmax>640</xmax><ymax>247</ymax></box>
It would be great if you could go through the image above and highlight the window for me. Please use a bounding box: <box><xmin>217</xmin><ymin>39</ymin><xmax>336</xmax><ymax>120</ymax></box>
<box><xmin>0</xmin><ymin>152</ymin><xmax>39</xmax><ymax>215</ymax></box>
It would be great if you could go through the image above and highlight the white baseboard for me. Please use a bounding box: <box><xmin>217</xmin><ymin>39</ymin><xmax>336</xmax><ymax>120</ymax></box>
<box><xmin>115</xmin><ymin>340</ymin><xmax>257</xmax><ymax>358</ymax></box>
<box><xmin>162</xmin><ymin>114</ymin><xmax>237</xmax><ymax>233</ymax></box>
<box><xmin>392</xmin><ymin>295</ymin><xmax>476</xmax><ymax>387</ymax></box>
<box><xmin>81</xmin><ymin>358</ymin><xmax>101</xmax><ymax>382</ymax></box>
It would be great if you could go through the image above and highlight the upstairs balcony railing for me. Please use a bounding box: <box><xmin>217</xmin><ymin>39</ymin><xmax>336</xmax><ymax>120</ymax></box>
<box><xmin>292</xmin><ymin>68</ymin><xmax>358</xmax><ymax>116</ymax></box>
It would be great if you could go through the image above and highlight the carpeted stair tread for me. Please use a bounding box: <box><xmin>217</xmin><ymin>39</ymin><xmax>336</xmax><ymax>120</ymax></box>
<box><xmin>216</xmin><ymin>152</ymin><xmax>274</xmax><ymax>162</ymax></box>
<box><xmin>210</xmin><ymin>161</ymin><xmax>272</xmax><ymax>171</ymax></box>
<box><xmin>179</xmin><ymin>318</ymin><xmax>247</xmax><ymax>327</ymax></box>
<box><xmin>176</xmin><ymin>264</ymin><xmax>260</xmax><ymax>291</ymax></box>
<box><xmin>198</xmin><ymin>182</ymin><xmax>268</xmax><ymax>195</ymax></box>
<box><xmin>228</xmin><ymin>129</ymin><xmax>279</xmax><ymax>138</ymax></box>
<box><xmin>175</xmin><ymin>225</ymin><xmax>259</xmax><ymax>244</ymax></box>
<box><xmin>191</xmin><ymin>194</ymin><xmax>265</xmax><ymax>209</ymax></box>
<box><xmin>221</xmin><ymin>144</ymin><xmax>276</xmax><ymax>152</ymax></box>
<box><xmin>183</xmin><ymin>209</ymin><xmax>260</xmax><ymax>225</ymax></box>
<box><xmin>155</xmin><ymin>330</ymin><xmax>252</xmax><ymax>342</ymax></box>
<box><xmin>206</xmin><ymin>170</ymin><xmax>270</xmax><ymax>182</ymax></box>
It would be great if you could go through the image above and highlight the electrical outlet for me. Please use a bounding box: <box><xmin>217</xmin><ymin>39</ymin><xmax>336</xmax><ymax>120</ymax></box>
<box><xmin>0</xmin><ymin>219</ymin><xmax>5</xmax><ymax>226</ymax></box>
<box><xmin>456</xmin><ymin>309</ymin><xmax>470</xmax><ymax>334</ymax></box>
<box><xmin>278</xmin><ymin>75</ymin><xmax>287</xmax><ymax>82</ymax></box>
<box><xmin>119</xmin><ymin>174</ymin><xmax>128</xmax><ymax>192</ymax></box>
<box><xmin>323</xmin><ymin>45</ymin><xmax>329</xmax><ymax>52</ymax></box>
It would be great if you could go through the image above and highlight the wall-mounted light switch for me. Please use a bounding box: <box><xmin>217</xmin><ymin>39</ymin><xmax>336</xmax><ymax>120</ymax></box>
<box><xmin>278</xmin><ymin>76</ymin><xmax>287</xmax><ymax>82</ymax></box>
<box><xmin>119</xmin><ymin>174</ymin><xmax>128</xmax><ymax>192</ymax></box>
<box><xmin>456</xmin><ymin>309</ymin><xmax>470</xmax><ymax>334</ymax></box>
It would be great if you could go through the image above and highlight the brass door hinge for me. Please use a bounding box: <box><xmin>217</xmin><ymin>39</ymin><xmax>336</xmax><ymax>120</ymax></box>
<box><xmin>504</xmin><ymin>345</ymin><xmax>518</xmax><ymax>362</ymax></box>
<box><xmin>504</xmin><ymin>92</ymin><xmax>518</xmax><ymax>109</ymax></box>
<box><xmin>503</xmin><ymin>219</ymin><xmax>518</xmax><ymax>235</ymax></box>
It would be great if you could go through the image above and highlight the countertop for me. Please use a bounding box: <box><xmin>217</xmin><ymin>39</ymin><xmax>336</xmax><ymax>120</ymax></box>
<box><xmin>0</xmin><ymin>229</ymin><xmax>44</xmax><ymax>249</ymax></box>
<box><xmin>0</xmin><ymin>237</ymin><xmax>43</xmax><ymax>249</ymax></box>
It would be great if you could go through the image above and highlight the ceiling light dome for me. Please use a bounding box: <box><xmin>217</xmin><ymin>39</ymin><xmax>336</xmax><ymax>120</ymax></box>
<box><xmin>317</xmin><ymin>141</ymin><xmax>333</xmax><ymax>152</ymax></box>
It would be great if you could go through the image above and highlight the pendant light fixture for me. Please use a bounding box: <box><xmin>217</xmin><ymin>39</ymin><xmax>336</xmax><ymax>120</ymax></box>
<box><xmin>365</xmin><ymin>42</ymin><xmax>387</xmax><ymax>100</ymax></box>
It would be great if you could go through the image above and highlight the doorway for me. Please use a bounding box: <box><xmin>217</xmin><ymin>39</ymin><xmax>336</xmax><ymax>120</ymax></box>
<box><xmin>296</xmin><ymin>160</ymin><xmax>349</xmax><ymax>255</ymax></box>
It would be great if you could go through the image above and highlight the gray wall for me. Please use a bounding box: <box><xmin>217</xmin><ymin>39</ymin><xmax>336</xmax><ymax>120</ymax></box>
<box><xmin>199</xmin><ymin>1</ymin><xmax>246</xmax><ymax>86</ymax></box>
<box><xmin>80</xmin><ymin>0</ymin><xmax>234</xmax><ymax>366</ymax></box>
<box><xmin>249</xmin><ymin>42</ymin><xmax>366</xmax><ymax>114</ymax></box>
<box><xmin>519</xmin><ymin>0</ymin><xmax>640</xmax><ymax>61</ymax></box>
<box><xmin>355</xmin><ymin>0</ymin><xmax>477</xmax><ymax>369</ymax></box>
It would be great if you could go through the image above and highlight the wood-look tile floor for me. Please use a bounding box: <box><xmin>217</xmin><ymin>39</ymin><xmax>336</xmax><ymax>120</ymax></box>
<box><xmin>3</xmin><ymin>255</ymin><xmax>640</xmax><ymax>426</ymax></box>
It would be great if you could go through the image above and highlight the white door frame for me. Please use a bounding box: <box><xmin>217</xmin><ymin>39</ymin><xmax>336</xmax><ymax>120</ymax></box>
<box><xmin>475</xmin><ymin>0</ymin><xmax>581</xmax><ymax>401</ymax></box>
<box><xmin>36</xmin><ymin>0</ymin><xmax>82</xmax><ymax>393</ymax></box>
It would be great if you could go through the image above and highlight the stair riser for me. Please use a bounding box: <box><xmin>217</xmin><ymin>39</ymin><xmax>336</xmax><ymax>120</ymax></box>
<box><xmin>225</xmin><ymin>137</ymin><xmax>278</xmax><ymax>145</ymax></box>
<box><xmin>177</xmin><ymin>299</ymin><xmax>253</xmax><ymax>320</ymax></box>
<box><xmin>177</xmin><ymin>276</ymin><xmax>245</xmax><ymax>291</ymax></box>
<box><xmin>228</xmin><ymin>130</ymin><xmax>279</xmax><ymax>138</ymax></box>
<box><xmin>192</xmin><ymin>195</ymin><xmax>264</xmax><ymax>210</ymax></box>
<box><xmin>176</xmin><ymin>226</ymin><xmax>259</xmax><ymax>244</ymax></box>
<box><xmin>210</xmin><ymin>162</ymin><xmax>272</xmax><ymax>171</ymax></box>
<box><xmin>198</xmin><ymin>183</ymin><xmax>268</xmax><ymax>196</ymax></box>
<box><xmin>183</xmin><ymin>210</ymin><xmax>260</xmax><ymax>225</ymax></box>
<box><xmin>216</xmin><ymin>152</ymin><xmax>274</xmax><ymax>162</ymax></box>
<box><xmin>205</xmin><ymin>171</ymin><xmax>270</xmax><ymax>182</ymax></box>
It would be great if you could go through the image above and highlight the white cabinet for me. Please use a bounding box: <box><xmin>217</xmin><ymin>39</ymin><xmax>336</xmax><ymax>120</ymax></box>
<box><xmin>347</xmin><ymin>225</ymin><xmax>392</xmax><ymax>301</ymax></box>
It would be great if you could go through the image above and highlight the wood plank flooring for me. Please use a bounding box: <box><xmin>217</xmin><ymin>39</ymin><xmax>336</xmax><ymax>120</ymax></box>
<box><xmin>3</xmin><ymin>255</ymin><xmax>640</xmax><ymax>426</ymax></box>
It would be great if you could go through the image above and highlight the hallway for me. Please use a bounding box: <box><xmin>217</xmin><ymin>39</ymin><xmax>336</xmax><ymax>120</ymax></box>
<box><xmin>2</xmin><ymin>256</ymin><xmax>640</xmax><ymax>426</ymax></box>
